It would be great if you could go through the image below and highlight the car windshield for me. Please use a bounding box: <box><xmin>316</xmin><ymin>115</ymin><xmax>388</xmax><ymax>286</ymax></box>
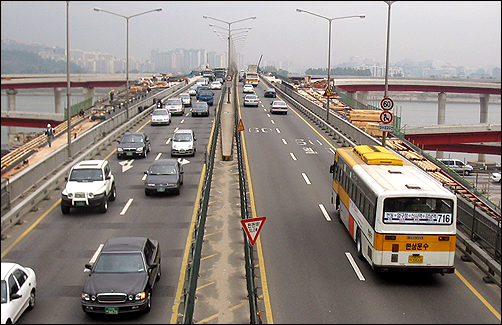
<box><xmin>193</xmin><ymin>103</ymin><xmax>207</xmax><ymax>109</ymax></box>
<box><xmin>121</xmin><ymin>134</ymin><xmax>144</xmax><ymax>143</ymax></box>
<box><xmin>273</xmin><ymin>101</ymin><xmax>287</xmax><ymax>107</ymax></box>
<box><xmin>167</xmin><ymin>99</ymin><xmax>181</xmax><ymax>105</ymax></box>
<box><xmin>153</xmin><ymin>110</ymin><xmax>168</xmax><ymax>116</ymax></box>
<box><xmin>174</xmin><ymin>133</ymin><xmax>192</xmax><ymax>142</ymax></box>
<box><xmin>246</xmin><ymin>95</ymin><xmax>257</xmax><ymax>99</ymax></box>
<box><xmin>93</xmin><ymin>252</ymin><xmax>146</xmax><ymax>273</ymax></box>
<box><xmin>149</xmin><ymin>164</ymin><xmax>177</xmax><ymax>175</ymax></box>
<box><xmin>69</xmin><ymin>168</ymin><xmax>103</xmax><ymax>181</ymax></box>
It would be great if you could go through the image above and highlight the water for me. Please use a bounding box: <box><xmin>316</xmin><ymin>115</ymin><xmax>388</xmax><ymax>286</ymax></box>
<box><xmin>2</xmin><ymin>93</ymin><xmax>501</xmax><ymax>164</ymax></box>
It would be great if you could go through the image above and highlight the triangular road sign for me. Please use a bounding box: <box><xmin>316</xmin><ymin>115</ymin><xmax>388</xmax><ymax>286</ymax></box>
<box><xmin>323</xmin><ymin>87</ymin><xmax>332</xmax><ymax>97</ymax></box>
<box><xmin>241</xmin><ymin>217</ymin><xmax>266</xmax><ymax>246</ymax></box>
<box><xmin>237</xmin><ymin>119</ymin><xmax>244</xmax><ymax>132</ymax></box>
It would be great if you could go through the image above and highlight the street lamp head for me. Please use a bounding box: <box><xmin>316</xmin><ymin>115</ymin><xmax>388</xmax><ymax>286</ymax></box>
<box><xmin>359</xmin><ymin>15</ymin><xmax>366</xmax><ymax>19</ymax></box>
<box><xmin>155</xmin><ymin>8</ymin><xmax>162</xmax><ymax>12</ymax></box>
<box><xmin>296</xmin><ymin>8</ymin><xmax>303</xmax><ymax>13</ymax></box>
<box><xmin>93</xmin><ymin>7</ymin><xmax>101</xmax><ymax>12</ymax></box>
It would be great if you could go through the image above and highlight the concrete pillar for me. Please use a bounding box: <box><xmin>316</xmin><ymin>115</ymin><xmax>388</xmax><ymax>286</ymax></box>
<box><xmin>83</xmin><ymin>87</ymin><xmax>95</xmax><ymax>101</ymax></box>
<box><xmin>478</xmin><ymin>94</ymin><xmax>490</xmax><ymax>162</ymax></box>
<box><xmin>54</xmin><ymin>88</ymin><xmax>62</xmax><ymax>114</ymax></box>
<box><xmin>436</xmin><ymin>92</ymin><xmax>447</xmax><ymax>159</ymax></box>
<box><xmin>347</xmin><ymin>91</ymin><xmax>357</xmax><ymax>101</ymax></box>
<box><xmin>358</xmin><ymin>91</ymin><xmax>369</xmax><ymax>106</ymax></box>
<box><xmin>6</xmin><ymin>89</ymin><xmax>18</xmax><ymax>134</ymax></box>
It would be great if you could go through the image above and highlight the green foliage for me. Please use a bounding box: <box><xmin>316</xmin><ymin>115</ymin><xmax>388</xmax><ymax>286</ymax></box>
<box><xmin>1</xmin><ymin>49</ymin><xmax>83</xmax><ymax>74</ymax></box>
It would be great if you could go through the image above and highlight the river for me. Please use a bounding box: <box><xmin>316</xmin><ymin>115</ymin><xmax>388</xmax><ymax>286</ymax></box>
<box><xmin>1</xmin><ymin>92</ymin><xmax>501</xmax><ymax>164</ymax></box>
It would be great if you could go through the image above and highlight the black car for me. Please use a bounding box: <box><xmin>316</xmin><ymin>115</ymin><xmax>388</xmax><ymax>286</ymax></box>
<box><xmin>116</xmin><ymin>132</ymin><xmax>151</xmax><ymax>159</ymax></box>
<box><xmin>144</xmin><ymin>159</ymin><xmax>184</xmax><ymax>195</ymax></box>
<box><xmin>264</xmin><ymin>88</ymin><xmax>276</xmax><ymax>98</ymax></box>
<box><xmin>81</xmin><ymin>237</ymin><xmax>161</xmax><ymax>314</ymax></box>
<box><xmin>191</xmin><ymin>101</ymin><xmax>210</xmax><ymax>117</ymax></box>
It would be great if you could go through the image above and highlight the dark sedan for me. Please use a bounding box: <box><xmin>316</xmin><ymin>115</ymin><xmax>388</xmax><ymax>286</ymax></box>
<box><xmin>191</xmin><ymin>101</ymin><xmax>210</xmax><ymax>117</ymax></box>
<box><xmin>81</xmin><ymin>237</ymin><xmax>161</xmax><ymax>314</ymax></box>
<box><xmin>144</xmin><ymin>159</ymin><xmax>184</xmax><ymax>195</ymax></box>
<box><xmin>264</xmin><ymin>88</ymin><xmax>276</xmax><ymax>98</ymax></box>
<box><xmin>116</xmin><ymin>132</ymin><xmax>151</xmax><ymax>159</ymax></box>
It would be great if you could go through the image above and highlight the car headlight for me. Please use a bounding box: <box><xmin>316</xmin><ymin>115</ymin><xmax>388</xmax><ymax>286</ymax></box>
<box><xmin>67</xmin><ymin>192</ymin><xmax>73</xmax><ymax>199</ymax></box>
<box><xmin>137</xmin><ymin>147</ymin><xmax>144</xmax><ymax>152</ymax></box>
<box><xmin>146</xmin><ymin>183</ymin><xmax>156</xmax><ymax>187</ymax></box>
<box><xmin>117</xmin><ymin>148</ymin><xmax>123</xmax><ymax>152</ymax></box>
<box><xmin>135</xmin><ymin>292</ymin><xmax>146</xmax><ymax>300</ymax></box>
<box><xmin>82</xmin><ymin>293</ymin><xmax>96</xmax><ymax>301</ymax></box>
<box><xmin>88</xmin><ymin>193</ymin><xmax>94</xmax><ymax>198</ymax></box>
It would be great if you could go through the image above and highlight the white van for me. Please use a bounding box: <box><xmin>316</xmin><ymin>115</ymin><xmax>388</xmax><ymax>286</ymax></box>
<box><xmin>171</xmin><ymin>129</ymin><xmax>196</xmax><ymax>157</ymax></box>
<box><xmin>438</xmin><ymin>158</ymin><xmax>474</xmax><ymax>176</ymax></box>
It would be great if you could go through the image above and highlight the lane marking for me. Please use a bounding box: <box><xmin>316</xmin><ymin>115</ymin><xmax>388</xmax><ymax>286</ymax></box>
<box><xmin>290</xmin><ymin>153</ymin><xmax>297</xmax><ymax>161</ymax></box>
<box><xmin>166</xmin><ymin>138</ymin><xmax>172</xmax><ymax>145</ymax></box>
<box><xmin>155</xmin><ymin>153</ymin><xmax>162</xmax><ymax>160</ymax></box>
<box><xmin>276</xmin><ymin>128</ymin><xmax>281</xmax><ymax>133</ymax></box>
<box><xmin>270</xmin><ymin>120</ymin><xmax>275</xmax><ymax>125</ymax></box>
<box><xmin>281</xmin><ymin>138</ymin><xmax>287</xmax><ymax>145</ymax></box>
<box><xmin>319</xmin><ymin>204</ymin><xmax>331</xmax><ymax>221</ymax></box>
<box><xmin>345</xmin><ymin>252</ymin><xmax>366</xmax><ymax>281</ymax></box>
<box><xmin>120</xmin><ymin>198</ymin><xmax>133</xmax><ymax>215</ymax></box>
<box><xmin>84</xmin><ymin>244</ymin><xmax>104</xmax><ymax>272</ymax></box>
<box><xmin>302</xmin><ymin>172</ymin><xmax>311</xmax><ymax>185</ymax></box>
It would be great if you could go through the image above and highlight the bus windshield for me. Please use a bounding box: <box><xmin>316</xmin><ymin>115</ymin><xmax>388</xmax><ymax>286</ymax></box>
<box><xmin>383</xmin><ymin>197</ymin><xmax>454</xmax><ymax>225</ymax></box>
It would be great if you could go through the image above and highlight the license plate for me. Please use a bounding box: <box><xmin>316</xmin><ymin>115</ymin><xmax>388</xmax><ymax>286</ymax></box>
<box><xmin>105</xmin><ymin>308</ymin><xmax>119</xmax><ymax>314</ymax></box>
<box><xmin>126</xmin><ymin>152</ymin><xmax>133</xmax><ymax>156</ymax></box>
<box><xmin>180</xmin><ymin>150</ymin><xmax>185</xmax><ymax>153</ymax></box>
<box><xmin>75</xmin><ymin>201</ymin><xmax>86</xmax><ymax>206</ymax></box>
<box><xmin>157</xmin><ymin>188</ymin><xmax>165</xmax><ymax>192</ymax></box>
<box><xmin>409</xmin><ymin>255</ymin><xmax>423</xmax><ymax>263</ymax></box>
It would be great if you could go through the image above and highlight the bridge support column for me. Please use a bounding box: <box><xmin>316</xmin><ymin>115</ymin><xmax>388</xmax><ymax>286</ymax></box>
<box><xmin>347</xmin><ymin>91</ymin><xmax>358</xmax><ymax>108</ymax></box>
<box><xmin>6</xmin><ymin>89</ymin><xmax>18</xmax><ymax>134</ymax></box>
<box><xmin>54</xmin><ymin>88</ymin><xmax>62</xmax><ymax>114</ymax></box>
<box><xmin>436</xmin><ymin>92</ymin><xmax>447</xmax><ymax>159</ymax></box>
<box><xmin>477</xmin><ymin>94</ymin><xmax>490</xmax><ymax>162</ymax></box>
<box><xmin>358</xmin><ymin>91</ymin><xmax>369</xmax><ymax>106</ymax></box>
<box><xmin>83</xmin><ymin>87</ymin><xmax>95</xmax><ymax>101</ymax></box>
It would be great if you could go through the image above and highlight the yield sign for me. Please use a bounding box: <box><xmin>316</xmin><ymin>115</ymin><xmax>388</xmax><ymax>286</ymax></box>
<box><xmin>237</xmin><ymin>119</ymin><xmax>244</xmax><ymax>132</ymax></box>
<box><xmin>241</xmin><ymin>217</ymin><xmax>266</xmax><ymax>246</ymax></box>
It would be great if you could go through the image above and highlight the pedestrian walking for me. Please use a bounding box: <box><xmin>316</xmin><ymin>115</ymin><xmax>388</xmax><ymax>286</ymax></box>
<box><xmin>109</xmin><ymin>90</ymin><xmax>114</xmax><ymax>102</ymax></box>
<box><xmin>79</xmin><ymin>109</ymin><xmax>85</xmax><ymax>118</ymax></box>
<box><xmin>45</xmin><ymin>123</ymin><xmax>55</xmax><ymax>147</ymax></box>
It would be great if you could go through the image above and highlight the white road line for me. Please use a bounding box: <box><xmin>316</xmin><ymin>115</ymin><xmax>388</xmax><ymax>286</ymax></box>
<box><xmin>282</xmin><ymin>138</ymin><xmax>288</xmax><ymax>145</ymax></box>
<box><xmin>155</xmin><ymin>153</ymin><xmax>162</xmax><ymax>160</ymax></box>
<box><xmin>345</xmin><ymin>252</ymin><xmax>366</xmax><ymax>281</ymax></box>
<box><xmin>316</xmin><ymin>140</ymin><xmax>323</xmax><ymax>145</ymax></box>
<box><xmin>142</xmin><ymin>173</ymin><xmax>147</xmax><ymax>181</ymax></box>
<box><xmin>319</xmin><ymin>204</ymin><xmax>331</xmax><ymax>221</ymax></box>
<box><xmin>120</xmin><ymin>198</ymin><xmax>134</xmax><ymax>215</ymax></box>
<box><xmin>84</xmin><ymin>244</ymin><xmax>104</xmax><ymax>272</ymax></box>
<box><xmin>328</xmin><ymin>148</ymin><xmax>336</xmax><ymax>155</ymax></box>
<box><xmin>270</xmin><ymin>120</ymin><xmax>275</xmax><ymax>125</ymax></box>
<box><xmin>290</xmin><ymin>153</ymin><xmax>297</xmax><ymax>161</ymax></box>
<box><xmin>302</xmin><ymin>173</ymin><xmax>311</xmax><ymax>185</ymax></box>
<box><xmin>166</xmin><ymin>138</ymin><xmax>172</xmax><ymax>145</ymax></box>
<box><xmin>276</xmin><ymin>128</ymin><xmax>281</xmax><ymax>133</ymax></box>
<box><xmin>267</xmin><ymin>113</ymin><xmax>271</xmax><ymax>117</ymax></box>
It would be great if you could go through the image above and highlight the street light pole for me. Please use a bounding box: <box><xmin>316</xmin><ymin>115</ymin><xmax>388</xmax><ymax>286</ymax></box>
<box><xmin>203</xmin><ymin>15</ymin><xmax>256</xmax><ymax>103</ymax></box>
<box><xmin>66</xmin><ymin>1</ymin><xmax>72</xmax><ymax>157</ymax></box>
<box><xmin>296</xmin><ymin>9</ymin><xmax>365</xmax><ymax>124</ymax></box>
<box><xmin>382</xmin><ymin>1</ymin><xmax>396</xmax><ymax>147</ymax></box>
<box><xmin>94</xmin><ymin>7</ymin><xmax>162</xmax><ymax>120</ymax></box>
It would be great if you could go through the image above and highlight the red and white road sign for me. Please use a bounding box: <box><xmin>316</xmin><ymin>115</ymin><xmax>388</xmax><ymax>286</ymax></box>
<box><xmin>226</xmin><ymin>74</ymin><xmax>233</xmax><ymax>82</ymax></box>
<box><xmin>380</xmin><ymin>111</ymin><xmax>393</xmax><ymax>124</ymax></box>
<box><xmin>241</xmin><ymin>217</ymin><xmax>266</xmax><ymax>246</ymax></box>
<box><xmin>380</xmin><ymin>97</ymin><xmax>394</xmax><ymax>110</ymax></box>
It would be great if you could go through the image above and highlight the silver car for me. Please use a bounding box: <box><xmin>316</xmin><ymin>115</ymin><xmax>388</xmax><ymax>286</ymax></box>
<box><xmin>164</xmin><ymin>98</ymin><xmax>184</xmax><ymax>116</ymax></box>
<box><xmin>150</xmin><ymin>108</ymin><xmax>171</xmax><ymax>126</ymax></box>
<box><xmin>179</xmin><ymin>93</ymin><xmax>191</xmax><ymax>107</ymax></box>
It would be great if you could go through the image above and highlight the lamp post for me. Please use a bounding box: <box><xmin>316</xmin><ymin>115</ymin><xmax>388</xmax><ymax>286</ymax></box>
<box><xmin>66</xmin><ymin>1</ymin><xmax>71</xmax><ymax>157</ymax></box>
<box><xmin>382</xmin><ymin>1</ymin><xmax>396</xmax><ymax>147</ymax></box>
<box><xmin>94</xmin><ymin>7</ymin><xmax>162</xmax><ymax>120</ymax></box>
<box><xmin>296</xmin><ymin>8</ymin><xmax>365</xmax><ymax>124</ymax></box>
<box><xmin>203</xmin><ymin>15</ymin><xmax>256</xmax><ymax>103</ymax></box>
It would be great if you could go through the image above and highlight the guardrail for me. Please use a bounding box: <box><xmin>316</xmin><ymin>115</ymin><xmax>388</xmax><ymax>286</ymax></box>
<box><xmin>1</xmin><ymin>82</ymin><xmax>188</xmax><ymax>235</ymax></box>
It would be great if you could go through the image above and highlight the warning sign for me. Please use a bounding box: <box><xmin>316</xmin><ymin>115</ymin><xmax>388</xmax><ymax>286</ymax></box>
<box><xmin>241</xmin><ymin>217</ymin><xmax>266</xmax><ymax>246</ymax></box>
<box><xmin>323</xmin><ymin>87</ymin><xmax>332</xmax><ymax>97</ymax></box>
<box><xmin>237</xmin><ymin>119</ymin><xmax>244</xmax><ymax>132</ymax></box>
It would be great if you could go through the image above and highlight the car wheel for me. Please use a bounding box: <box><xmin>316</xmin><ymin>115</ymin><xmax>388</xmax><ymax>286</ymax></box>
<box><xmin>175</xmin><ymin>188</ymin><xmax>180</xmax><ymax>195</ymax></box>
<box><xmin>145</xmin><ymin>189</ymin><xmax>149</xmax><ymax>196</ymax></box>
<box><xmin>27</xmin><ymin>289</ymin><xmax>36</xmax><ymax>310</ymax></box>
<box><xmin>99</xmin><ymin>197</ymin><xmax>108</xmax><ymax>213</ymax></box>
<box><xmin>109</xmin><ymin>184</ymin><xmax>116</xmax><ymax>201</ymax></box>
<box><xmin>356</xmin><ymin>229</ymin><xmax>363</xmax><ymax>260</ymax></box>
<box><xmin>144</xmin><ymin>292</ymin><xmax>152</xmax><ymax>313</ymax></box>
<box><xmin>61</xmin><ymin>204</ymin><xmax>70</xmax><ymax>214</ymax></box>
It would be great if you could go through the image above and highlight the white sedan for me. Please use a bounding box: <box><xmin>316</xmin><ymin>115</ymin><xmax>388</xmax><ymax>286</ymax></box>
<box><xmin>490</xmin><ymin>171</ymin><xmax>501</xmax><ymax>183</ymax></box>
<box><xmin>210</xmin><ymin>81</ymin><xmax>222</xmax><ymax>90</ymax></box>
<box><xmin>243</xmin><ymin>84</ymin><xmax>254</xmax><ymax>93</ymax></box>
<box><xmin>1</xmin><ymin>262</ymin><xmax>37</xmax><ymax>324</ymax></box>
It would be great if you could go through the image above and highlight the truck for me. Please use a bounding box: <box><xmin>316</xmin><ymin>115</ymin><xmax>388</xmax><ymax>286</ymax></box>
<box><xmin>202</xmin><ymin>69</ymin><xmax>215</xmax><ymax>82</ymax></box>
<box><xmin>247</xmin><ymin>64</ymin><xmax>258</xmax><ymax>73</ymax></box>
<box><xmin>245</xmin><ymin>64</ymin><xmax>259</xmax><ymax>87</ymax></box>
<box><xmin>214</xmin><ymin>67</ymin><xmax>226</xmax><ymax>80</ymax></box>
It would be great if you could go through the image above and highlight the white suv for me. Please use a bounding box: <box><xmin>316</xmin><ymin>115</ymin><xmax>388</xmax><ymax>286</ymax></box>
<box><xmin>61</xmin><ymin>160</ymin><xmax>116</xmax><ymax>214</ymax></box>
<box><xmin>438</xmin><ymin>158</ymin><xmax>474</xmax><ymax>176</ymax></box>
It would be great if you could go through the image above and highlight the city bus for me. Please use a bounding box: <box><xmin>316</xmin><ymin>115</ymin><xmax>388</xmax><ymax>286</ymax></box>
<box><xmin>329</xmin><ymin>145</ymin><xmax>457</xmax><ymax>274</ymax></box>
<box><xmin>245</xmin><ymin>71</ymin><xmax>259</xmax><ymax>87</ymax></box>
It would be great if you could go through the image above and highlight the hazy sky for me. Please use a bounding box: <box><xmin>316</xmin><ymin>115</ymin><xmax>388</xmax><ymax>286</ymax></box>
<box><xmin>1</xmin><ymin>1</ymin><xmax>501</xmax><ymax>72</ymax></box>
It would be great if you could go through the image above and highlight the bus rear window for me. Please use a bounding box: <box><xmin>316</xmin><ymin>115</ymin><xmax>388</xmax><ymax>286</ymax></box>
<box><xmin>383</xmin><ymin>197</ymin><xmax>454</xmax><ymax>225</ymax></box>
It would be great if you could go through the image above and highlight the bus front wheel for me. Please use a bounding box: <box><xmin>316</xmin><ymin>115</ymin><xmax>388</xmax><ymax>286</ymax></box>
<box><xmin>356</xmin><ymin>230</ymin><xmax>363</xmax><ymax>260</ymax></box>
